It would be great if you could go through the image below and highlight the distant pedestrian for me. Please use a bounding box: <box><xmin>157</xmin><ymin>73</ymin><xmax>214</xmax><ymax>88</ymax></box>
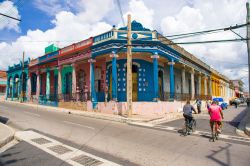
<box><xmin>195</xmin><ymin>98</ymin><xmax>202</xmax><ymax>114</ymax></box>
<box><xmin>206</xmin><ymin>100</ymin><xmax>211</xmax><ymax>110</ymax></box>
<box><xmin>247</xmin><ymin>98</ymin><xmax>250</xmax><ymax>107</ymax></box>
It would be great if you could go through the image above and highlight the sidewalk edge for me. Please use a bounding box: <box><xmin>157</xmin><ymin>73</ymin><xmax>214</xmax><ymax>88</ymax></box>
<box><xmin>0</xmin><ymin>123</ymin><xmax>15</xmax><ymax>148</ymax></box>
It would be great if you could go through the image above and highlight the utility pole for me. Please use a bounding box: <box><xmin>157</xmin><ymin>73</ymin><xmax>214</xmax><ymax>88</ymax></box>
<box><xmin>247</xmin><ymin>2</ymin><xmax>250</xmax><ymax>97</ymax></box>
<box><xmin>127</xmin><ymin>14</ymin><xmax>132</xmax><ymax>117</ymax></box>
<box><xmin>21</xmin><ymin>51</ymin><xmax>24</xmax><ymax>102</ymax></box>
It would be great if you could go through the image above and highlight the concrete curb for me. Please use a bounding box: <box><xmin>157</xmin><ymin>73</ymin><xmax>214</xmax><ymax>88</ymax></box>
<box><xmin>237</xmin><ymin>107</ymin><xmax>250</xmax><ymax>137</ymax></box>
<box><xmin>3</xmin><ymin>100</ymin><xmax>157</xmax><ymax>124</ymax></box>
<box><xmin>0</xmin><ymin>123</ymin><xmax>15</xmax><ymax>148</ymax></box>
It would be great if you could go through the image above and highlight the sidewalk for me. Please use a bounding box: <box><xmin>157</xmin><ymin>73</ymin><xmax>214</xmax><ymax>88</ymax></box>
<box><xmin>3</xmin><ymin>100</ymin><xmax>211</xmax><ymax>125</ymax></box>
<box><xmin>0</xmin><ymin>123</ymin><xmax>15</xmax><ymax>148</ymax></box>
<box><xmin>4</xmin><ymin>100</ymin><xmax>185</xmax><ymax>124</ymax></box>
<box><xmin>237</xmin><ymin>106</ymin><xmax>250</xmax><ymax>137</ymax></box>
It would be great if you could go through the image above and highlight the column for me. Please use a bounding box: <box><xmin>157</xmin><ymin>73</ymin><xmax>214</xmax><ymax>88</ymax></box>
<box><xmin>58</xmin><ymin>66</ymin><xmax>62</xmax><ymax>96</ymax></box>
<box><xmin>110</xmin><ymin>51</ymin><xmax>118</xmax><ymax>101</ymax></box>
<box><xmin>198</xmin><ymin>73</ymin><xmax>201</xmax><ymax>95</ymax></box>
<box><xmin>181</xmin><ymin>66</ymin><xmax>186</xmax><ymax>94</ymax></box>
<box><xmin>88</xmin><ymin>58</ymin><xmax>97</xmax><ymax>105</ymax></box>
<box><xmin>190</xmin><ymin>68</ymin><xmax>195</xmax><ymax>100</ymax></box>
<box><xmin>72</xmin><ymin>63</ymin><xmax>77</xmax><ymax>95</ymax></box>
<box><xmin>11</xmin><ymin>78</ymin><xmax>14</xmax><ymax>101</ymax></box>
<box><xmin>46</xmin><ymin>69</ymin><xmax>50</xmax><ymax>98</ymax></box>
<box><xmin>27</xmin><ymin>74</ymin><xmax>31</xmax><ymax>101</ymax></box>
<box><xmin>151</xmin><ymin>53</ymin><xmax>159</xmax><ymax>101</ymax></box>
<box><xmin>36</xmin><ymin>71</ymin><xmax>40</xmax><ymax>99</ymax></box>
<box><xmin>5</xmin><ymin>78</ymin><xmax>9</xmax><ymax>100</ymax></box>
<box><xmin>204</xmin><ymin>76</ymin><xmax>207</xmax><ymax>96</ymax></box>
<box><xmin>208</xmin><ymin>77</ymin><xmax>212</xmax><ymax>97</ymax></box>
<box><xmin>168</xmin><ymin>59</ymin><xmax>175</xmax><ymax>99</ymax></box>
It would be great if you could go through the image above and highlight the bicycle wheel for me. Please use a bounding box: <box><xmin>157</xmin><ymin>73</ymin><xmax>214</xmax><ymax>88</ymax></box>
<box><xmin>192</xmin><ymin>119</ymin><xmax>196</xmax><ymax>132</ymax></box>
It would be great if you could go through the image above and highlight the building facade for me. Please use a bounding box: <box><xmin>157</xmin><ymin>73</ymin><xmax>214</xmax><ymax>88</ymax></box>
<box><xmin>0</xmin><ymin>70</ymin><xmax>7</xmax><ymax>99</ymax></box>
<box><xmin>5</xmin><ymin>21</ymin><xmax>235</xmax><ymax>115</ymax></box>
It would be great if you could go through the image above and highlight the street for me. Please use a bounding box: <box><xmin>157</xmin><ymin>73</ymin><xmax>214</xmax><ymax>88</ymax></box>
<box><xmin>0</xmin><ymin>101</ymin><xmax>250</xmax><ymax>166</ymax></box>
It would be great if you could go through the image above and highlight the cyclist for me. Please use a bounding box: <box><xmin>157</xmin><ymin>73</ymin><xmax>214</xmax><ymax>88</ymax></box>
<box><xmin>183</xmin><ymin>100</ymin><xmax>197</xmax><ymax>134</ymax></box>
<box><xmin>208</xmin><ymin>101</ymin><xmax>224</xmax><ymax>134</ymax></box>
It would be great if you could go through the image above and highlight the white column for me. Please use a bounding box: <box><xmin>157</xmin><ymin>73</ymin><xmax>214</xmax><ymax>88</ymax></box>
<box><xmin>36</xmin><ymin>71</ymin><xmax>40</xmax><ymax>99</ymax></box>
<box><xmin>181</xmin><ymin>66</ymin><xmax>186</xmax><ymax>94</ymax></box>
<box><xmin>198</xmin><ymin>73</ymin><xmax>201</xmax><ymax>95</ymax></box>
<box><xmin>72</xmin><ymin>63</ymin><xmax>77</xmax><ymax>94</ymax></box>
<box><xmin>204</xmin><ymin>76</ymin><xmax>207</xmax><ymax>96</ymax></box>
<box><xmin>190</xmin><ymin>68</ymin><xmax>195</xmax><ymax>99</ymax></box>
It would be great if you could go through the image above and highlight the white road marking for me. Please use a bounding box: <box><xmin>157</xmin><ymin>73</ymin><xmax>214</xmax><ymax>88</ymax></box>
<box><xmin>15</xmin><ymin>130</ymin><xmax>121</xmax><ymax>166</ymax></box>
<box><xmin>0</xmin><ymin>140</ymin><xmax>19</xmax><ymax>153</ymax></box>
<box><xmin>63</xmin><ymin>121</ymin><xmax>95</xmax><ymax>130</ymax></box>
<box><xmin>132</xmin><ymin>122</ymin><xmax>250</xmax><ymax>143</ymax></box>
<box><xmin>23</xmin><ymin>112</ymin><xmax>41</xmax><ymax>117</ymax></box>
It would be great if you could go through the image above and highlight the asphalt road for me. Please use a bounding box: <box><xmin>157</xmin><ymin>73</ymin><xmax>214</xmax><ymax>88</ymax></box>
<box><xmin>159</xmin><ymin>105</ymin><xmax>248</xmax><ymax>136</ymax></box>
<box><xmin>0</xmin><ymin>101</ymin><xmax>250</xmax><ymax>166</ymax></box>
<box><xmin>0</xmin><ymin>141</ymin><xmax>70</xmax><ymax>166</ymax></box>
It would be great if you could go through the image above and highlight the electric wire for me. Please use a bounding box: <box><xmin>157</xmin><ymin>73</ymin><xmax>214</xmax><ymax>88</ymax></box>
<box><xmin>116</xmin><ymin>0</ymin><xmax>125</xmax><ymax>26</ymax></box>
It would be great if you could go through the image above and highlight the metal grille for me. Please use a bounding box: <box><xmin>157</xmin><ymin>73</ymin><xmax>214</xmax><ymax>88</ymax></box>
<box><xmin>31</xmin><ymin>138</ymin><xmax>52</xmax><ymax>145</ymax></box>
<box><xmin>71</xmin><ymin>154</ymin><xmax>103</xmax><ymax>166</ymax></box>
<box><xmin>48</xmin><ymin>145</ymin><xmax>72</xmax><ymax>155</ymax></box>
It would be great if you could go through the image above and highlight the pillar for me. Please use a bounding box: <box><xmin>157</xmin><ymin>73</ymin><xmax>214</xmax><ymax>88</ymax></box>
<box><xmin>5</xmin><ymin>78</ymin><xmax>9</xmax><ymax>100</ymax></box>
<box><xmin>36</xmin><ymin>71</ymin><xmax>40</xmax><ymax>99</ymax></box>
<box><xmin>208</xmin><ymin>77</ymin><xmax>212</xmax><ymax>97</ymax></box>
<box><xmin>27</xmin><ymin>74</ymin><xmax>31</xmax><ymax>101</ymax></box>
<box><xmin>152</xmin><ymin>53</ymin><xmax>159</xmax><ymax>101</ymax></box>
<box><xmin>11</xmin><ymin>78</ymin><xmax>14</xmax><ymax>101</ymax></box>
<box><xmin>46</xmin><ymin>69</ymin><xmax>50</xmax><ymax>98</ymax></box>
<box><xmin>168</xmin><ymin>59</ymin><xmax>175</xmax><ymax>99</ymax></box>
<box><xmin>72</xmin><ymin>63</ymin><xmax>77</xmax><ymax>95</ymax></box>
<box><xmin>181</xmin><ymin>66</ymin><xmax>186</xmax><ymax>94</ymax></box>
<box><xmin>190</xmin><ymin>68</ymin><xmax>195</xmax><ymax>100</ymax></box>
<box><xmin>204</xmin><ymin>76</ymin><xmax>207</xmax><ymax>96</ymax></box>
<box><xmin>88</xmin><ymin>58</ymin><xmax>97</xmax><ymax>107</ymax></box>
<box><xmin>58</xmin><ymin>66</ymin><xmax>62</xmax><ymax>96</ymax></box>
<box><xmin>110</xmin><ymin>51</ymin><xmax>118</xmax><ymax>101</ymax></box>
<box><xmin>198</xmin><ymin>73</ymin><xmax>201</xmax><ymax>95</ymax></box>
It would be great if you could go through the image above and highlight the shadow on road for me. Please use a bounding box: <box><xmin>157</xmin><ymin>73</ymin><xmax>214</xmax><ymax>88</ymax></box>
<box><xmin>207</xmin><ymin>143</ymin><xmax>232</xmax><ymax>166</ymax></box>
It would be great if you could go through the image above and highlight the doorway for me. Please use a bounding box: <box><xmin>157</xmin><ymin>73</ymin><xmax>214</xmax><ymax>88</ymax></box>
<box><xmin>132</xmin><ymin>65</ymin><xmax>138</xmax><ymax>101</ymax></box>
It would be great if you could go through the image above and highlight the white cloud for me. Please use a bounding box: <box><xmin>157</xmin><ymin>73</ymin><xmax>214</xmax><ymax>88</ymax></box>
<box><xmin>123</xmin><ymin>0</ymin><xmax>154</xmax><ymax>29</ymax></box>
<box><xmin>0</xmin><ymin>0</ymin><xmax>113</xmax><ymax>70</ymax></box>
<box><xmin>160</xmin><ymin>0</ymin><xmax>248</xmax><ymax>89</ymax></box>
<box><xmin>0</xmin><ymin>1</ymin><xmax>21</xmax><ymax>31</ymax></box>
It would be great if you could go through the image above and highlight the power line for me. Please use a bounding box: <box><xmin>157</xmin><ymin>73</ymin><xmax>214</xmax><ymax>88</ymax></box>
<box><xmin>0</xmin><ymin>0</ymin><xmax>23</xmax><ymax>23</ymax></box>
<box><xmin>116</xmin><ymin>0</ymin><xmax>125</xmax><ymax>26</ymax></box>
<box><xmin>0</xmin><ymin>13</ymin><xmax>21</xmax><ymax>21</ymax></box>
<box><xmin>159</xmin><ymin>38</ymin><xmax>248</xmax><ymax>45</ymax></box>
<box><xmin>163</xmin><ymin>23</ymin><xmax>248</xmax><ymax>40</ymax></box>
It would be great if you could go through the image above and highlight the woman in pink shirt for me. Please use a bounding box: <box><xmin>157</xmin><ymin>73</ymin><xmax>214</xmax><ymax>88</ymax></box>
<box><xmin>208</xmin><ymin>101</ymin><xmax>224</xmax><ymax>133</ymax></box>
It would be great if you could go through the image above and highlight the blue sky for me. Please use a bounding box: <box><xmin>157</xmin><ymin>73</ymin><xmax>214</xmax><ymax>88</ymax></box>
<box><xmin>0</xmin><ymin>0</ymin><xmax>249</xmax><ymax>90</ymax></box>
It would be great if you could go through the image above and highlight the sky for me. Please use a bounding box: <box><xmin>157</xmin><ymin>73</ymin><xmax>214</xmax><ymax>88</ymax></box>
<box><xmin>0</xmin><ymin>0</ymin><xmax>248</xmax><ymax>90</ymax></box>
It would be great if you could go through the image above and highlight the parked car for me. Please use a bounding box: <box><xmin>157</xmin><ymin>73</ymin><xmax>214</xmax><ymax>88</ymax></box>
<box><xmin>229</xmin><ymin>98</ymin><xmax>241</xmax><ymax>106</ymax></box>
<box><xmin>213</xmin><ymin>98</ymin><xmax>228</xmax><ymax>110</ymax></box>
<box><xmin>238</xmin><ymin>97</ymin><xmax>245</xmax><ymax>104</ymax></box>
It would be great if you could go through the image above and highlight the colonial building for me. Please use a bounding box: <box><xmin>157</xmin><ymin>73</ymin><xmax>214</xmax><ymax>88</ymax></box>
<box><xmin>5</xmin><ymin>21</ymin><xmax>235</xmax><ymax>115</ymax></box>
<box><xmin>0</xmin><ymin>70</ymin><xmax>7</xmax><ymax>99</ymax></box>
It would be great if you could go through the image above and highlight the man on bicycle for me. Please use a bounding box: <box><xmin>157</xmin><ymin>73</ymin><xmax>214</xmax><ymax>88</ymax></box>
<box><xmin>208</xmin><ymin>101</ymin><xmax>224</xmax><ymax>134</ymax></box>
<box><xmin>183</xmin><ymin>100</ymin><xmax>197</xmax><ymax>132</ymax></box>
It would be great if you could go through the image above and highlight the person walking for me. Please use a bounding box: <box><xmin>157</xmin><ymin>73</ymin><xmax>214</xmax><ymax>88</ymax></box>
<box><xmin>195</xmin><ymin>98</ymin><xmax>202</xmax><ymax>114</ymax></box>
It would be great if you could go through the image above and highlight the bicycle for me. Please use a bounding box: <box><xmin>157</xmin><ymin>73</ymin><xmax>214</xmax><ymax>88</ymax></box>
<box><xmin>183</xmin><ymin>117</ymin><xmax>196</xmax><ymax>136</ymax></box>
<box><xmin>211</xmin><ymin>121</ymin><xmax>220</xmax><ymax>142</ymax></box>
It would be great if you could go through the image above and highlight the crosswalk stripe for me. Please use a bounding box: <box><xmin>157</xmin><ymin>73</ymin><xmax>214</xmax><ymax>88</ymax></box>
<box><xmin>15</xmin><ymin>130</ymin><xmax>121</xmax><ymax>166</ymax></box>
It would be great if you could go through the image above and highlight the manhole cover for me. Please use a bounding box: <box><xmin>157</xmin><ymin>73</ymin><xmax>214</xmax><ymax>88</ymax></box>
<box><xmin>48</xmin><ymin>145</ymin><xmax>72</xmax><ymax>155</ymax></box>
<box><xmin>71</xmin><ymin>154</ymin><xmax>103</xmax><ymax>166</ymax></box>
<box><xmin>31</xmin><ymin>138</ymin><xmax>52</xmax><ymax>145</ymax></box>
